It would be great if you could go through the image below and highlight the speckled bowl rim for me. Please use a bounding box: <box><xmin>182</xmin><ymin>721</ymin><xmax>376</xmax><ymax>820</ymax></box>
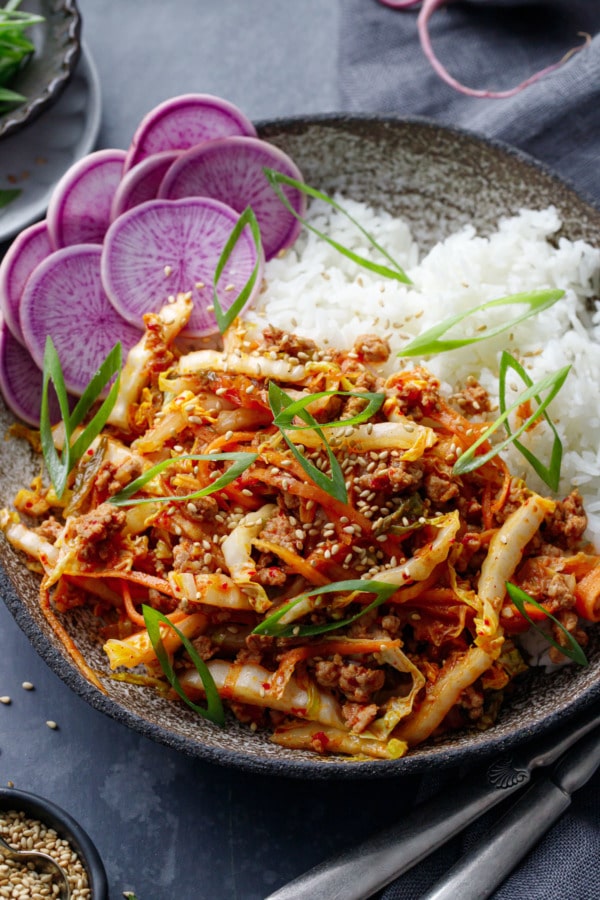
<box><xmin>0</xmin><ymin>0</ymin><xmax>81</xmax><ymax>140</ymax></box>
<box><xmin>0</xmin><ymin>786</ymin><xmax>108</xmax><ymax>897</ymax></box>
<box><xmin>1</xmin><ymin>113</ymin><xmax>600</xmax><ymax>780</ymax></box>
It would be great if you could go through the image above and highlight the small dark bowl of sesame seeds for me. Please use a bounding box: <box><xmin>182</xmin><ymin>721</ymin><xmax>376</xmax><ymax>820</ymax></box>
<box><xmin>0</xmin><ymin>787</ymin><xmax>108</xmax><ymax>899</ymax></box>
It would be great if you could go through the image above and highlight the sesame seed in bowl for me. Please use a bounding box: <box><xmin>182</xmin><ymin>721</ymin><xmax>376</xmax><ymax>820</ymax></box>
<box><xmin>0</xmin><ymin>788</ymin><xmax>107</xmax><ymax>899</ymax></box>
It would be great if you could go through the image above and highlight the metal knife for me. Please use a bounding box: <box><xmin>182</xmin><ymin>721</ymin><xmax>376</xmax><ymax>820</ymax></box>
<box><xmin>264</xmin><ymin>703</ymin><xmax>600</xmax><ymax>900</ymax></box>
<box><xmin>421</xmin><ymin>722</ymin><xmax>600</xmax><ymax>900</ymax></box>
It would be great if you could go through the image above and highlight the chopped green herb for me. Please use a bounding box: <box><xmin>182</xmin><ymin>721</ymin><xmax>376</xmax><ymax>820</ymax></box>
<box><xmin>452</xmin><ymin>357</ymin><xmax>570</xmax><ymax>485</ymax></box>
<box><xmin>40</xmin><ymin>337</ymin><xmax>122</xmax><ymax>499</ymax></box>
<box><xmin>252</xmin><ymin>578</ymin><xmax>399</xmax><ymax>638</ymax></box>
<box><xmin>398</xmin><ymin>289</ymin><xmax>564</xmax><ymax>357</ymax></box>
<box><xmin>143</xmin><ymin>605</ymin><xmax>225</xmax><ymax>724</ymax></box>
<box><xmin>263</xmin><ymin>167</ymin><xmax>412</xmax><ymax>284</ymax></box>
<box><xmin>505</xmin><ymin>582</ymin><xmax>588</xmax><ymax>666</ymax></box>
<box><xmin>212</xmin><ymin>205</ymin><xmax>262</xmax><ymax>334</ymax></box>
<box><xmin>109</xmin><ymin>452</ymin><xmax>258</xmax><ymax>506</ymax></box>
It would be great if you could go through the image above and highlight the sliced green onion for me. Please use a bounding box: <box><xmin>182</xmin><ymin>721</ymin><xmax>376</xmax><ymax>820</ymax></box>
<box><xmin>505</xmin><ymin>582</ymin><xmax>588</xmax><ymax>666</ymax></box>
<box><xmin>452</xmin><ymin>360</ymin><xmax>570</xmax><ymax>482</ymax></box>
<box><xmin>40</xmin><ymin>337</ymin><xmax>122</xmax><ymax>499</ymax></box>
<box><xmin>263</xmin><ymin>167</ymin><xmax>412</xmax><ymax>284</ymax></box>
<box><xmin>498</xmin><ymin>351</ymin><xmax>564</xmax><ymax>491</ymax></box>
<box><xmin>252</xmin><ymin>579</ymin><xmax>399</xmax><ymax>638</ymax></box>
<box><xmin>268</xmin><ymin>382</ymin><xmax>348</xmax><ymax>503</ymax></box>
<box><xmin>398</xmin><ymin>289</ymin><xmax>564</xmax><ymax>357</ymax></box>
<box><xmin>0</xmin><ymin>2</ymin><xmax>44</xmax><ymax>111</ymax></box>
<box><xmin>271</xmin><ymin>388</ymin><xmax>385</xmax><ymax>431</ymax></box>
<box><xmin>142</xmin><ymin>605</ymin><xmax>225</xmax><ymax>724</ymax></box>
<box><xmin>212</xmin><ymin>206</ymin><xmax>262</xmax><ymax>334</ymax></box>
<box><xmin>109</xmin><ymin>452</ymin><xmax>258</xmax><ymax>506</ymax></box>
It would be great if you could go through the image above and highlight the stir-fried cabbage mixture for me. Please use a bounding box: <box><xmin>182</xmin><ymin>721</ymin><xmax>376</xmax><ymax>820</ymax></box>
<box><xmin>2</xmin><ymin>294</ymin><xmax>599</xmax><ymax>760</ymax></box>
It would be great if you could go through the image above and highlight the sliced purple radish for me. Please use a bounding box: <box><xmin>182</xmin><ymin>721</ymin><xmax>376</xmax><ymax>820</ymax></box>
<box><xmin>46</xmin><ymin>149</ymin><xmax>127</xmax><ymax>249</ymax></box>
<box><xmin>0</xmin><ymin>319</ymin><xmax>66</xmax><ymax>426</ymax></box>
<box><xmin>0</xmin><ymin>220</ymin><xmax>52</xmax><ymax>345</ymax></box>
<box><xmin>101</xmin><ymin>197</ymin><xmax>264</xmax><ymax>337</ymax></box>
<box><xmin>158</xmin><ymin>135</ymin><xmax>306</xmax><ymax>260</ymax></box>
<box><xmin>124</xmin><ymin>93</ymin><xmax>257</xmax><ymax>172</ymax></box>
<box><xmin>110</xmin><ymin>149</ymin><xmax>181</xmax><ymax>220</ymax></box>
<box><xmin>20</xmin><ymin>244</ymin><xmax>141</xmax><ymax>397</ymax></box>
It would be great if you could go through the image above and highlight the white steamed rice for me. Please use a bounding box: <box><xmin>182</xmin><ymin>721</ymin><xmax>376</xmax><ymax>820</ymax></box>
<box><xmin>247</xmin><ymin>198</ymin><xmax>600</xmax><ymax>547</ymax></box>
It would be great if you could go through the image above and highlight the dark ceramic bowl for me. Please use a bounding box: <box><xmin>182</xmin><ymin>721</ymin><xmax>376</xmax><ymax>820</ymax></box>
<box><xmin>0</xmin><ymin>0</ymin><xmax>81</xmax><ymax>140</ymax></box>
<box><xmin>0</xmin><ymin>786</ymin><xmax>108</xmax><ymax>898</ymax></box>
<box><xmin>0</xmin><ymin>115</ymin><xmax>599</xmax><ymax>778</ymax></box>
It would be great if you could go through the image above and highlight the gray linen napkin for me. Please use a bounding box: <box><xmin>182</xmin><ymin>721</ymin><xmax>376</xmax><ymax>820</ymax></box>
<box><xmin>340</xmin><ymin>0</ymin><xmax>600</xmax><ymax>205</ymax></box>
<box><xmin>339</xmin><ymin>3</ymin><xmax>600</xmax><ymax>898</ymax></box>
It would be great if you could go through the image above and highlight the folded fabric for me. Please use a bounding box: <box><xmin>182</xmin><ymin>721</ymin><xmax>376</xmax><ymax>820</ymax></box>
<box><xmin>339</xmin><ymin>0</ymin><xmax>600</xmax><ymax>205</ymax></box>
<box><xmin>338</xmin><ymin>4</ymin><xmax>600</xmax><ymax>898</ymax></box>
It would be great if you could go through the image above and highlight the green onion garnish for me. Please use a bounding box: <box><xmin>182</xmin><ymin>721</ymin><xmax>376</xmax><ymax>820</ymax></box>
<box><xmin>142</xmin><ymin>605</ymin><xmax>225</xmax><ymax>724</ymax></box>
<box><xmin>212</xmin><ymin>205</ymin><xmax>262</xmax><ymax>334</ymax></box>
<box><xmin>398</xmin><ymin>289</ymin><xmax>564</xmax><ymax>357</ymax></box>
<box><xmin>271</xmin><ymin>388</ymin><xmax>385</xmax><ymax>431</ymax></box>
<box><xmin>41</xmin><ymin>337</ymin><xmax>122</xmax><ymax>499</ymax></box>
<box><xmin>109</xmin><ymin>452</ymin><xmax>258</xmax><ymax>506</ymax></box>
<box><xmin>268</xmin><ymin>382</ymin><xmax>347</xmax><ymax>503</ymax></box>
<box><xmin>452</xmin><ymin>356</ymin><xmax>570</xmax><ymax>485</ymax></box>
<box><xmin>498</xmin><ymin>351</ymin><xmax>565</xmax><ymax>492</ymax></box>
<box><xmin>263</xmin><ymin>168</ymin><xmax>412</xmax><ymax>284</ymax></box>
<box><xmin>252</xmin><ymin>579</ymin><xmax>398</xmax><ymax>638</ymax></box>
<box><xmin>505</xmin><ymin>582</ymin><xmax>588</xmax><ymax>666</ymax></box>
<box><xmin>268</xmin><ymin>385</ymin><xmax>384</xmax><ymax>504</ymax></box>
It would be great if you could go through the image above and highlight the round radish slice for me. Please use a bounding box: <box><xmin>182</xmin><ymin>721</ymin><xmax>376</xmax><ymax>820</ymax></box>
<box><xmin>101</xmin><ymin>197</ymin><xmax>264</xmax><ymax>338</ymax></box>
<box><xmin>158</xmin><ymin>135</ymin><xmax>306</xmax><ymax>260</ymax></box>
<box><xmin>110</xmin><ymin>149</ymin><xmax>181</xmax><ymax>220</ymax></box>
<box><xmin>0</xmin><ymin>319</ymin><xmax>65</xmax><ymax>426</ymax></box>
<box><xmin>124</xmin><ymin>93</ymin><xmax>257</xmax><ymax>172</ymax></box>
<box><xmin>20</xmin><ymin>244</ymin><xmax>141</xmax><ymax>396</ymax></box>
<box><xmin>47</xmin><ymin>149</ymin><xmax>127</xmax><ymax>249</ymax></box>
<box><xmin>0</xmin><ymin>220</ymin><xmax>52</xmax><ymax>345</ymax></box>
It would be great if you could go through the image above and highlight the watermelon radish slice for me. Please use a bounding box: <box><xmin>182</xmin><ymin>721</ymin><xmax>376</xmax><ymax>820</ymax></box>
<box><xmin>0</xmin><ymin>220</ymin><xmax>52</xmax><ymax>345</ymax></box>
<box><xmin>101</xmin><ymin>197</ymin><xmax>264</xmax><ymax>337</ymax></box>
<box><xmin>123</xmin><ymin>93</ymin><xmax>257</xmax><ymax>172</ymax></box>
<box><xmin>110</xmin><ymin>149</ymin><xmax>181</xmax><ymax>220</ymax></box>
<box><xmin>0</xmin><ymin>319</ymin><xmax>65</xmax><ymax>426</ymax></box>
<box><xmin>158</xmin><ymin>136</ymin><xmax>306</xmax><ymax>261</ymax></box>
<box><xmin>20</xmin><ymin>244</ymin><xmax>141</xmax><ymax>396</ymax></box>
<box><xmin>46</xmin><ymin>149</ymin><xmax>127</xmax><ymax>249</ymax></box>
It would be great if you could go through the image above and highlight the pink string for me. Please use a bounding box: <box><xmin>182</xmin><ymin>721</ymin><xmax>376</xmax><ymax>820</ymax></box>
<box><xmin>376</xmin><ymin>0</ymin><xmax>591</xmax><ymax>98</ymax></box>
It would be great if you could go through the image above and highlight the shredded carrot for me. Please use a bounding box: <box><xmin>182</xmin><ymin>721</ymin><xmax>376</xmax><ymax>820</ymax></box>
<box><xmin>575</xmin><ymin>567</ymin><xmax>600</xmax><ymax>622</ymax></box>
<box><xmin>40</xmin><ymin>576</ymin><xmax>106</xmax><ymax>693</ymax></box>
<box><xmin>252</xmin><ymin>537</ymin><xmax>330</xmax><ymax>585</ymax></box>
<box><xmin>490</xmin><ymin>471</ymin><xmax>512</xmax><ymax>515</ymax></box>
<box><xmin>61</xmin><ymin>568</ymin><xmax>179</xmax><ymax>599</ymax></box>
<box><xmin>481</xmin><ymin>482</ymin><xmax>495</xmax><ymax>531</ymax></box>
<box><xmin>257</xmin><ymin>452</ymin><xmax>373</xmax><ymax>535</ymax></box>
<box><xmin>121</xmin><ymin>580</ymin><xmax>147</xmax><ymax>627</ymax></box>
<box><xmin>203</xmin><ymin>430</ymin><xmax>260</xmax><ymax>453</ymax></box>
<box><xmin>307</xmin><ymin>637</ymin><xmax>401</xmax><ymax>657</ymax></box>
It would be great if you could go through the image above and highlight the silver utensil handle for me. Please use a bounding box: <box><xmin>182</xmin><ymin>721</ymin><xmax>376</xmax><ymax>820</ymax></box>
<box><xmin>420</xmin><ymin>778</ymin><xmax>571</xmax><ymax>900</ymax></box>
<box><xmin>264</xmin><ymin>770</ymin><xmax>530</xmax><ymax>900</ymax></box>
